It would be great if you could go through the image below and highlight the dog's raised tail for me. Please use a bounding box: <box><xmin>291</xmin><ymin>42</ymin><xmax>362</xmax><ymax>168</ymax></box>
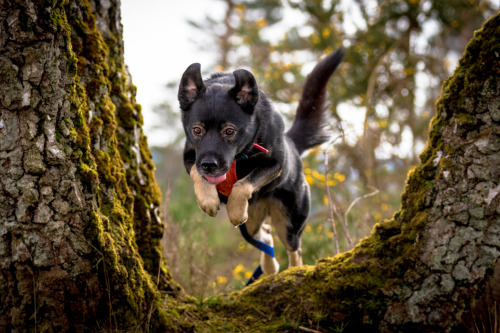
<box><xmin>286</xmin><ymin>48</ymin><xmax>344</xmax><ymax>155</ymax></box>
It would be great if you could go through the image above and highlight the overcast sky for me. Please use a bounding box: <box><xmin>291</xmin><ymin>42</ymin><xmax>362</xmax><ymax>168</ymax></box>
<box><xmin>121</xmin><ymin>0</ymin><xmax>225</xmax><ymax>146</ymax></box>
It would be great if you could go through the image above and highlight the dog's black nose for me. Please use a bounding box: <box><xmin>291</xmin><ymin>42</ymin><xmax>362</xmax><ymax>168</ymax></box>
<box><xmin>200</xmin><ymin>157</ymin><xmax>219</xmax><ymax>172</ymax></box>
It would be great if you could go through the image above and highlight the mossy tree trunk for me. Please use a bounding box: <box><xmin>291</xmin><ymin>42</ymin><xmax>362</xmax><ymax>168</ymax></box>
<box><xmin>0</xmin><ymin>1</ymin><xmax>179</xmax><ymax>332</ymax></box>
<box><xmin>0</xmin><ymin>1</ymin><xmax>499</xmax><ymax>332</ymax></box>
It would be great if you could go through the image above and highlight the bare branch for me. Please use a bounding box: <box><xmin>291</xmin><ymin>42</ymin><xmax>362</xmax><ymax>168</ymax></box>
<box><xmin>323</xmin><ymin>150</ymin><xmax>339</xmax><ymax>254</ymax></box>
<box><xmin>344</xmin><ymin>187</ymin><xmax>380</xmax><ymax>230</ymax></box>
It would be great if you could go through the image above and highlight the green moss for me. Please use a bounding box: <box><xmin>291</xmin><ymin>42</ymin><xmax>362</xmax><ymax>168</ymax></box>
<box><xmin>116</xmin><ymin>103</ymin><xmax>137</xmax><ymax>129</ymax></box>
<box><xmin>77</xmin><ymin>160</ymin><xmax>98</xmax><ymax>187</ymax></box>
<box><xmin>113</xmin><ymin>89</ymin><xmax>167</xmax><ymax>285</ymax></box>
<box><xmin>455</xmin><ymin>112</ymin><xmax>477</xmax><ymax>126</ymax></box>
<box><xmin>94</xmin><ymin>150</ymin><xmax>117</xmax><ymax>184</ymax></box>
<box><xmin>419</xmin><ymin>113</ymin><xmax>446</xmax><ymax>164</ymax></box>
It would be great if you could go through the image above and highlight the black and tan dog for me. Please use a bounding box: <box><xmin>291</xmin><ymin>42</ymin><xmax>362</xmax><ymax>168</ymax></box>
<box><xmin>178</xmin><ymin>49</ymin><xmax>344</xmax><ymax>274</ymax></box>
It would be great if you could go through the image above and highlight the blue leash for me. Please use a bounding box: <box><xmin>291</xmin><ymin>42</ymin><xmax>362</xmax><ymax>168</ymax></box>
<box><xmin>238</xmin><ymin>224</ymin><xmax>275</xmax><ymax>286</ymax></box>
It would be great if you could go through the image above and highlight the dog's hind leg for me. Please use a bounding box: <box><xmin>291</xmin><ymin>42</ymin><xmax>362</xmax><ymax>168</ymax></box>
<box><xmin>269</xmin><ymin>198</ymin><xmax>306</xmax><ymax>268</ymax></box>
<box><xmin>246</xmin><ymin>201</ymin><xmax>280</xmax><ymax>275</ymax></box>
<box><xmin>287</xmin><ymin>248</ymin><xmax>303</xmax><ymax>267</ymax></box>
<box><xmin>255</xmin><ymin>223</ymin><xmax>279</xmax><ymax>274</ymax></box>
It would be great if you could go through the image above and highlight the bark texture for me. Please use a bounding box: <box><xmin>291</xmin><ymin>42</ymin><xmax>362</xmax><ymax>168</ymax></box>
<box><xmin>0</xmin><ymin>1</ymin><xmax>178</xmax><ymax>332</ymax></box>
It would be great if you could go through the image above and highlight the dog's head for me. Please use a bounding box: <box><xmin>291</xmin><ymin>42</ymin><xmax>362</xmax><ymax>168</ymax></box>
<box><xmin>178</xmin><ymin>63</ymin><xmax>259</xmax><ymax>184</ymax></box>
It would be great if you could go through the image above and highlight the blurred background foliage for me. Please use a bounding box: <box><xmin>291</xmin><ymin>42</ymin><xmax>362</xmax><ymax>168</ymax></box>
<box><xmin>150</xmin><ymin>0</ymin><xmax>497</xmax><ymax>299</ymax></box>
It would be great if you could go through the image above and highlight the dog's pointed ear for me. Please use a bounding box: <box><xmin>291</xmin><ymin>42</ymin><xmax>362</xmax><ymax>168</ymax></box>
<box><xmin>178</xmin><ymin>63</ymin><xmax>205</xmax><ymax>111</ymax></box>
<box><xmin>229</xmin><ymin>69</ymin><xmax>259</xmax><ymax>112</ymax></box>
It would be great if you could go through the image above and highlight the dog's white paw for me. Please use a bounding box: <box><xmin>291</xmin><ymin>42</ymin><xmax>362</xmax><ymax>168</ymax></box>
<box><xmin>227</xmin><ymin>196</ymin><xmax>248</xmax><ymax>226</ymax></box>
<box><xmin>288</xmin><ymin>249</ymin><xmax>303</xmax><ymax>267</ymax></box>
<box><xmin>190</xmin><ymin>166</ymin><xmax>220</xmax><ymax>217</ymax></box>
<box><xmin>197</xmin><ymin>192</ymin><xmax>220</xmax><ymax>217</ymax></box>
<box><xmin>226</xmin><ymin>181</ymin><xmax>253</xmax><ymax>226</ymax></box>
<box><xmin>262</xmin><ymin>256</ymin><xmax>279</xmax><ymax>275</ymax></box>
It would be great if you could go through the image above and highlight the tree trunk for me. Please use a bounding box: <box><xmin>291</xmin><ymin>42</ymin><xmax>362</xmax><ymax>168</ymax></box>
<box><xmin>0</xmin><ymin>1</ymin><xmax>498</xmax><ymax>332</ymax></box>
<box><xmin>0</xmin><ymin>1</ymin><xmax>179</xmax><ymax>332</ymax></box>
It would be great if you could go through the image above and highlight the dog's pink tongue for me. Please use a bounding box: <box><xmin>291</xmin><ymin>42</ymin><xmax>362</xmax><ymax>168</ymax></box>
<box><xmin>205</xmin><ymin>174</ymin><xmax>227</xmax><ymax>185</ymax></box>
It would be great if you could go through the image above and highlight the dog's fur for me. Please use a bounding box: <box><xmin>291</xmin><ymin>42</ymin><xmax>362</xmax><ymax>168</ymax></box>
<box><xmin>178</xmin><ymin>49</ymin><xmax>344</xmax><ymax>274</ymax></box>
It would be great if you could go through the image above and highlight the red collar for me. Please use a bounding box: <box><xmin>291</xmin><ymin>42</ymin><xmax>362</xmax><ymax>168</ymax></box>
<box><xmin>252</xmin><ymin>142</ymin><xmax>268</xmax><ymax>153</ymax></box>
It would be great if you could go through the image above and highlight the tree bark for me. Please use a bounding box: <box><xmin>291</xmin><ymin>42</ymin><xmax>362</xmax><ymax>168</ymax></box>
<box><xmin>0</xmin><ymin>1</ymin><xmax>498</xmax><ymax>332</ymax></box>
<box><xmin>0</xmin><ymin>1</ymin><xmax>179</xmax><ymax>332</ymax></box>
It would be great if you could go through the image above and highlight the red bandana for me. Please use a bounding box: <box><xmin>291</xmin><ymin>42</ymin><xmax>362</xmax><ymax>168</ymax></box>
<box><xmin>216</xmin><ymin>160</ymin><xmax>238</xmax><ymax>196</ymax></box>
<box><xmin>216</xmin><ymin>143</ymin><xmax>268</xmax><ymax>196</ymax></box>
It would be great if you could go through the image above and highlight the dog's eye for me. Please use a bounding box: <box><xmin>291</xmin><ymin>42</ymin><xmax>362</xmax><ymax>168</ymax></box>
<box><xmin>192</xmin><ymin>127</ymin><xmax>202</xmax><ymax>136</ymax></box>
<box><xmin>225</xmin><ymin>128</ymin><xmax>235</xmax><ymax>136</ymax></box>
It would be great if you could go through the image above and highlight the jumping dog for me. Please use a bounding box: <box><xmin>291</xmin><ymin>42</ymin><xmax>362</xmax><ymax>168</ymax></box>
<box><xmin>178</xmin><ymin>49</ymin><xmax>344</xmax><ymax>274</ymax></box>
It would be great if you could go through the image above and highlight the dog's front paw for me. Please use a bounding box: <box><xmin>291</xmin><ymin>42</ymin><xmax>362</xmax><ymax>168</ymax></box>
<box><xmin>197</xmin><ymin>190</ymin><xmax>220</xmax><ymax>217</ymax></box>
<box><xmin>226</xmin><ymin>181</ymin><xmax>254</xmax><ymax>226</ymax></box>
<box><xmin>227</xmin><ymin>198</ymin><xmax>248</xmax><ymax>226</ymax></box>
<box><xmin>190</xmin><ymin>166</ymin><xmax>220</xmax><ymax>217</ymax></box>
